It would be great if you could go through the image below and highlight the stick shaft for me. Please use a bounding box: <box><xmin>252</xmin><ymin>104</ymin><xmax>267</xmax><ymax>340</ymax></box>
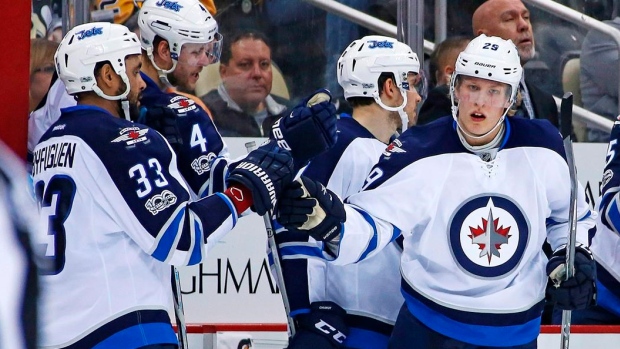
<box><xmin>560</xmin><ymin>92</ymin><xmax>577</xmax><ymax>349</ymax></box>
<box><xmin>245</xmin><ymin>141</ymin><xmax>297</xmax><ymax>338</ymax></box>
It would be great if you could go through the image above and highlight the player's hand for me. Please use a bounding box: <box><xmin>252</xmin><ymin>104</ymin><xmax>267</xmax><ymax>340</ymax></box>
<box><xmin>270</xmin><ymin>89</ymin><xmax>338</xmax><ymax>170</ymax></box>
<box><xmin>546</xmin><ymin>244</ymin><xmax>597</xmax><ymax>310</ymax></box>
<box><xmin>276</xmin><ymin>176</ymin><xmax>345</xmax><ymax>243</ymax></box>
<box><xmin>287</xmin><ymin>302</ymin><xmax>349</xmax><ymax>349</ymax></box>
<box><xmin>138</xmin><ymin>106</ymin><xmax>183</xmax><ymax>150</ymax></box>
<box><xmin>227</xmin><ymin>141</ymin><xmax>294</xmax><ymax>216</ymax></box>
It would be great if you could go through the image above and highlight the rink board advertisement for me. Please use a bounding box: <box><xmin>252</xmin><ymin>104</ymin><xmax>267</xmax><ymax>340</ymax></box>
<box><xmin>177</xmin><ymin>139</ymin><xmax>618</xmax><ymax>348</ymax></box>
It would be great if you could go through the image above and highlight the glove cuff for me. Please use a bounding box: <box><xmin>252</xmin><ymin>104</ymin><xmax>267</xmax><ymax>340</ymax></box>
<box><xmin>224</xmin><ymin>185</ymin><xmax>253</xmax><ymax>215</ymax></box>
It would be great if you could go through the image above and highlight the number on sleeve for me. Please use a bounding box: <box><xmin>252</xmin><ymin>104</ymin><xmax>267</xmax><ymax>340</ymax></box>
<box><xmin>607</xmin><ymin>139</ymin><xmax>618</xmax><ymax>166</ymax></box>
<box><xmin>190</xmin><ymin>123</ymin><xmax>207</xmax><ymax>152</ymax></box>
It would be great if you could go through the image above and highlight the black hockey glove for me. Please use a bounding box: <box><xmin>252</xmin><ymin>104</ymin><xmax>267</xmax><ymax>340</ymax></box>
<box><xmin>546</xmin><ymin>244</ymin><xmax>597</xmax><ymax>310</ymax></box>
<box><xmin>270</xmin><ymin>89</ymin><xmax>338</xmax><ymax>170</ymax></box>
<box><xmin>138</xmin><ymin>106</ymin><xmax>183</xmax><ymax>150</ymax></box>
<box><xmin>276</xmin><ymin>176</ymin><xmax>345</xmax><ymax>243</ymax></box>
<box><xmin>227</xmin><ymin>141</ymin><xmax>294</xmax><ymax>216</ymax></box>
<box><xmin>287</xmin><ymin>302</ymin><xmax>349</xmax><ymax>349</ymax></box>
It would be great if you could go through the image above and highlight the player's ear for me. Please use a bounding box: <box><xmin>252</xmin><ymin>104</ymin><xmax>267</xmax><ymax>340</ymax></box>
<box><xmin>156</xmin><ymin>40</ymin><xmax>171</xmax><ymax>62</ymax></box>
<box><xmin>96</xmin><ymin>63</ymin><xmax>116</xmax><ymax>89</ymax></box>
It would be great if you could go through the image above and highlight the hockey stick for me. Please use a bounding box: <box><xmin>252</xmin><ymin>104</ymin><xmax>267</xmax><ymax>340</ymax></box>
<box><xmin>171</xmin><ymin>266</ymin><xmax>189</xmax><ymax>349</ymax></box>
<box><xmin>559</xmin><ymin>92</ymin><xmax>577</xmax><ymax>349</ymax></box>
<box><xmin>245</xmin><ymin>141</ymin><xmax>297</xmax><ymax>338</ymax></box>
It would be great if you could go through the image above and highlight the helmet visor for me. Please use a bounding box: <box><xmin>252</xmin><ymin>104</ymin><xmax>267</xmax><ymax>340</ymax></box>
<box><xmin>402</xmin><ymin>71</ymin><xmax>427</xmax><ymax>102</ymax></box>
<box><xmin>454</xmin><ymin>76</ymin><xmax>512</xmax><ymax>109</ymax></box>
<box><xmin>176</xmin><ymin>33</ymin><xmax>223</xmax><ymax>67</ymax></box>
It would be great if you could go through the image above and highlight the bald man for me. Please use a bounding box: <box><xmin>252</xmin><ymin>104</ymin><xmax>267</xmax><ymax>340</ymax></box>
<box><xmin>472</xmin><ymin>0</ymin><xmax>559</xmax><ymax>128</ymax></box>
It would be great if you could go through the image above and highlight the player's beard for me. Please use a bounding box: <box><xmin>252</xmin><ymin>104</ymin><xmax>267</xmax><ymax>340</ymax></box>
<box><xmin>167</xmin><ymin>71</ymin><xmax>194</xmax><ymax>94</ymax></box>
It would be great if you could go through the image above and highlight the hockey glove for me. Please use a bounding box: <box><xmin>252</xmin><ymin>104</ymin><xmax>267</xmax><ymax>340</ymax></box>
<box><xmin>546</xmin><ymin>244</ymin><xmax>597</xmax><ymax>310</ymax></box>
<box><xmin>276</xmin><ymin>176</ymin><xmax>345</xmax><ymax>243</ymax></box>
<box><xmin>227</xmin><ymin>141</ymin><xmax>294</xmax><ymax>216</ymax></box>
<box><xmin>270</xmin><ymin>89</ymin><xmax>338</xmax><ymax>170</ymax></box>
<box><xmin>287</xmin><ymin>302</ymin><xmax>349</xmax><ymax>349</ymax></box>
<box><xmin>138</xmin><ymin>106</ymin><xmax>183</xmax><ymax>151</ymax></box>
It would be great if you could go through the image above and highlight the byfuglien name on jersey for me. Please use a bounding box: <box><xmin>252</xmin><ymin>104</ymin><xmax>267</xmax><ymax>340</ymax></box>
<box><xmin>32</xmin><ymin>142</ymin><xmax>77</xmax><ymax>176</ymax></box>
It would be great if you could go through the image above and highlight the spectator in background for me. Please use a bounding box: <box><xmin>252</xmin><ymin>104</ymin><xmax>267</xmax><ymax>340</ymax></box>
<box><xmin>0</xmin><ymin>140</ymin><xmax>39</xmax><ymax>349</ymax></box>
<box><xmin>580</xmin><ymin>16</ymin><xmax>620</xmax><ymax>142</ymax></box>
<box><xmin>29</xmin><ymin>39</ymin><xmax>58</xmax><ymax>113</ymax></box>
<box><xmin>200</xmin><ymin>31</ymin><xmax>290</xmax><ymax>137</ymax></box>
<box><xmin>472</xmin><ymin>0</ymin><xmax>559</xmax><ymax>128</ymax></box>
<box><xmin>418</xmin><ymin>36</ymin><xmax>471</xmax><ymax>125</ymax></box>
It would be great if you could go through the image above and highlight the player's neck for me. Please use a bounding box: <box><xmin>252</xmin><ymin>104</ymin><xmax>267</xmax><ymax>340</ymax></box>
<box><xmin>352</xmin><ymin>105</ymin><xmax>397</xmax><ymax>144</ymax></box>
<box><xmin>77</xmin><ymin>95</ymin><xmax>121</xmax><ymax>119</ymax></box>
<box><xmin>141</xmin><ymin>56</ymin><xmax>166</xmax><ymax>90</ymax></box>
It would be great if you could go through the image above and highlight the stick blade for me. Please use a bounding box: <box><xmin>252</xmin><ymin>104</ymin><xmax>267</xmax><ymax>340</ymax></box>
<box><xmin>560</xmin><ymin>92</ymin><xmax>574</xmax><ymax>140</ymax></box>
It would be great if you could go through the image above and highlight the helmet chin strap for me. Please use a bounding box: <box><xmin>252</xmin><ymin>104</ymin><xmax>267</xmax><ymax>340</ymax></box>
<box><xmin>146</xmin><ymin>47</ymin><xmax>177</xmax><ymax>89</ymax></box>
<box><xmin>92</xmin><ymin>72</ymin><xmax>132</xmax><ymax>121</ymax></box>
<box><xmin>373</xmin><ymin>89</ymin><xmax>410</xmax><ymax>132</ymax></box>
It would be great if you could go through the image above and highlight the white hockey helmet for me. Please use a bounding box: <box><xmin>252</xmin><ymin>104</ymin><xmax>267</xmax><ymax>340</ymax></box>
<box><xmin>337</xmin><ymin>35</ymin><xmax>423</xmax><ymax>100</ymax></box>
<box><xmin>138</xmin><ymin>0</ymin><xmax>222</xmax><ymax>65</ymax></box>
<box><xmin>450</xmin><ymin>34</ymin><xmax>522</xmax><ymax>105</ymax></box>
<box><xmin>337</xmin><ymin>35</ymin><xmax>425</xmax><ymax>132</ymax></box>
<box><xmin>55</xmin><ymin>22</ymin><xmax>141</xmax><ymax>100</ymax></box>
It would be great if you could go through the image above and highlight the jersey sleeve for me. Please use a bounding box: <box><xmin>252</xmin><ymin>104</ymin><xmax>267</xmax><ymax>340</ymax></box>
<box><xmin>598</xmin><ymin>121</ymin><xmax>620</xmax><ymax>233</ymax></box>
<box><xmin>34</xmin><ymin>120</ymin><xmax>240</xmax><ymax>267</ymax></box>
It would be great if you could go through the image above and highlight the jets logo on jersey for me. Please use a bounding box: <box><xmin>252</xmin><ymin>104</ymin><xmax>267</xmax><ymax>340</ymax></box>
<box><xmin>383</xmin><ymin>139</ymin><xmax>406</xmax><ymax>157</ymax></box>
<box><xmin>145</xmin><ymin>190</ymin><xmax>177</xmax><ymax>215</ymax></box>
<box><xmin>112</xmin><ymin>127</ymin><xmax>149</xmax><ymax>145</ymax></box>
<box><xmin>167</xmin><ymin>96</ymin><xmax>197</xmax><ymax>114</ymax></box>
<box><xmin>449</xmin><ymin>195</ymin><xmax>529</xmax><ymax>278</ymax></box>
<box><xmin>191</xmin><ymin>153</ymin><xmax>217</xmax><ymax>175</ymax></box>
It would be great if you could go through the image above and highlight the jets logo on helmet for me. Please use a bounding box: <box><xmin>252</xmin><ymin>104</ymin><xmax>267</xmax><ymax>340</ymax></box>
<box><xmin>77</xmin><ymin>27</ymin><xmax>103</xmax><ymax>40</ymax></box>
<box><xmin>155</xmin><ymin>0</ymin><xmax>183</xmax><ymax>11</ymax></box>
<box><xmin>367</xmin><ymin>40</ymin><xmax>393</xmax><ymax>49</ymax></box>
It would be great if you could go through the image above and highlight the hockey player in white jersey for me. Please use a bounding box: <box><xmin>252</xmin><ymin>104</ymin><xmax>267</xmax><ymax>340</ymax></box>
<box><xmin>276</xmin><ymin>34</ymin><xmax>597</xmax><ymax>348</ymax></box>
<box><xmin>32</xmin><ymin>22</ymin><xmax>296</xmax><ymax>349</ymax></box>
<box><xmin>278</xmin><ymin>36</ymin><xmax>424</xmax><ymax>349</ymax></box>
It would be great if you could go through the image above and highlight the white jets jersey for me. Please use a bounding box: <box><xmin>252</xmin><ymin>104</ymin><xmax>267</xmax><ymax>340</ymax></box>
<box><xmin>32</xmin><ymin>106</ymin><xmax>239</xmax><ymax>348</ymax></box>
<box><xmin>336</xmin><ymin>117</ymin><xmax>595</xmax><ymax>347</ymax></box>
<box><xmin>277</xmin><ymin>117</ymin><xmax>402</xmax><ymax>347</ymax></box>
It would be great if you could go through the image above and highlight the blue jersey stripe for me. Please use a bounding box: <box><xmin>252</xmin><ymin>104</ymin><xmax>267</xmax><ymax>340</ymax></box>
<box><xmin>152</xmin><ymin>210</ymin><xmax>185</xmax><ymax>261</ymax></box>
<box><xmin>353</xmin><ymin>207</ymin><xmax>378</xmax><ymax>262</ymax></box>
<box><xmin>187</xmin><ymin>217</ymin><xmax>203</xmax><ymax>265</ymax></box>
<box><xmin>345</xmin><ymin>327</ymin><xmax>389</xmax><ymax>349</ymax></box>
<box><xmin>402</xmin><ymin>288</ymin><xmax>541</xmax><ymax>346</ymax></box>
<box><xmin>92</xmin><ymin>322</ymin><xmax>178</xmax><ymax>349</ymax></box>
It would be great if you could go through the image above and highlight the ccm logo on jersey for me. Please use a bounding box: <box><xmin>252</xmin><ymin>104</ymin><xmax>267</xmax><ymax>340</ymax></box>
<box><xmin>145</xmin><ymin>190</ymin><xmax>178</xmax><ymax>215</ymax></box>
<box><xmin>191</xmin><ymin>153</ymin><xmax>217</xmax><ymax>175</ymax></box>
<box><xmin>314</xmin><ymin>319</ymin><xmax>346</xmax><ymax>344</ymax></box>
<box><xmin>383</xmin><ymin>139</ymin><xmax>406</xmax><ymax>157</ymax></box>
<box><xmin>112</xmin><ymin>127</ymin><xmax>149</xmax><ymax>145</ymax></box>
<box><xmin>271</xmin><ymin>118</ymin><xmax>292</xmax><ymax>151</ymax></box>
<box><xmin>167</xmin><ymin>96</ymin><xmax>197</xmax><ymax>114</ymax></box>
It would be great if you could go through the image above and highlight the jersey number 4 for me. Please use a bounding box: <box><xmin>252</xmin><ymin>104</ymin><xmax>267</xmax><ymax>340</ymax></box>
<box><xmin>35</xmin><ymin>175</ymin><xmax>76</xmax><ymax>275</ymax></box>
